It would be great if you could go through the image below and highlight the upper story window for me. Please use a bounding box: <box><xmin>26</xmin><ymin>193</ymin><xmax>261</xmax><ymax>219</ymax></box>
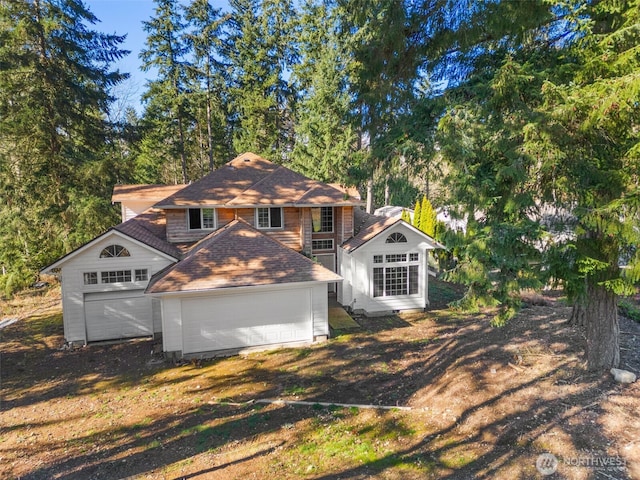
<box><xmin>100</xmin><ymin>245</ymin><xmax>130</xmax><ymax>258</ymax></box>
<box><xmin>311</xmin><ymin>207</ymin><xmax>333</xmax><ymax>233</ymax></box>
<box><xmin>256</xmin><ymin>207</ymin><xmax>283</xmax><ymax>229</ymax></box>
<box><xmin>386</xmin><ymin>232</ymin><xmax>407</xmax><ymax>243</ymax></box>
<box><xmin>188</xmin><ymin>208</ymin><xmax>216</xmax><ymax>230</ymax></box>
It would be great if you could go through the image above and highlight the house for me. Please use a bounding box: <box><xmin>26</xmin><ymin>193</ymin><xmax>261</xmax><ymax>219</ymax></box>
<box><xmin>42</xmin><ymin>153</ymin><xmax>441</xmax><ymax>357</ymax></box>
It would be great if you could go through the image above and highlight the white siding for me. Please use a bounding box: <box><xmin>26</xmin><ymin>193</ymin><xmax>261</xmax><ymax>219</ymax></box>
<box><xmin>339</xmin><ymin>223</ymin><xmax>436</xmax><ymax>315</ymax></box>
<box><xmin>59</xmin><ymin>232</ymin><xmax>174</xmax><ymax>343</ymax></box>
<box><xmin>311</xmin><ymin>284</ymin><xmax>329</xmax><ymax>337</ymax></box>
<box><xmin>161</xmin><ymin>297</ymin><xmax>182</xmax><ymax>352</ymax></box>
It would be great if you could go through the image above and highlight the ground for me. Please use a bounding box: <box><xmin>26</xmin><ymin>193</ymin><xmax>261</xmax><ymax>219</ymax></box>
<box><xmin>1</xmin><ymin>282</ymin><xmax>639</xmax><ymax>480</ymax></box>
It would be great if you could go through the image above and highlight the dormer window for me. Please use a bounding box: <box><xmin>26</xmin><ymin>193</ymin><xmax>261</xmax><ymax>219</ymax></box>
<box><xmin>386</xmin><ymin>232</ymin><xmax>407</xmax><ymax>243</ymax></box>
<box><xmin>188</xmin><ymin>208</ymin><xmax>216</xmax><ymax>230</ymax></box>
<box><xmin>256</xmin><ymin>207</ymin><xmax>283</xmax><ymax>229</ymax></box>
<box><xmin>100</xmin><ymin>245</ymin><xmax>130</xmax><ymax>258</ymax></box>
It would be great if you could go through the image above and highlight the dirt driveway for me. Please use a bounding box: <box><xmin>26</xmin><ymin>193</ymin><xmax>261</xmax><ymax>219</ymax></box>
<box><xmin>1</xmin><ymin>287</ymin><xmax>639</xmax><ymax>479</ymax></box>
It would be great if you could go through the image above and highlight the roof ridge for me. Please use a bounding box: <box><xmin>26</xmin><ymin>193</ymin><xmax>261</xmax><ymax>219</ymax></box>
<box><xmin>225</xmin><ymin>164</ymin><xmax>286</xmax><ymax>206</ymax></box>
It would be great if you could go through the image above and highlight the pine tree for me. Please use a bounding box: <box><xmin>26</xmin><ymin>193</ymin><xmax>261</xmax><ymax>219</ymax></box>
<box><xmin>140</xmin><ymin>0</ymin><xmax>190</xmax><ymax>183</ymax></box>
<box><xmin>226</xmin><ymin>0</ymin><xmax>296</xmax><ymax>160</ymax></box>
<box><xmin>412</xmin><ymin>198</ymin><xmax>422</xmax><ymax>231</ymax></box>
<box><xmin>0</xmin><ymin>0</ymin><xmax>127</xmax><ymax>293</ymax></box>
<box><xmin>184</xmin><ymin>0</ymin><xmax>231</xmax><ymax>171</ymax></box>
<box><xmin>422</xmin><ymin>0</ymin><xmax>640</xmax><ymax>369</ymax></box>
<box><xmin>420</xmin><ymin>196</ymin><xmax>437</xmax><ymax>238</ymax></box>
<box><xmin>290</xmin><ymin>0</ymin><xmax>356</xmax><ymax>183</ymax></box>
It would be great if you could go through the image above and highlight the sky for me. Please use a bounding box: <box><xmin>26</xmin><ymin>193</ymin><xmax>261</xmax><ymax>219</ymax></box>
<box><xmin>85</xmin><ymin>0</ymin><xmax>228</xmax><ymax>114</ymax></box>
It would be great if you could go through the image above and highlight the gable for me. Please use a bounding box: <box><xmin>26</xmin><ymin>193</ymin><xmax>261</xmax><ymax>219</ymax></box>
<box><xmin>42</xmin><ymin>229</ymin><xmax>178</xmax><ymax>274</ymax></box>
<box><xmin>156</xmin><ymin>152</ymin><xmax>362</xmax><ymax>208</ymax></box>
<box><xmin>341</xmin><ymin>211</ymin><xmax>443</xmax><ymax>254</ymax></box>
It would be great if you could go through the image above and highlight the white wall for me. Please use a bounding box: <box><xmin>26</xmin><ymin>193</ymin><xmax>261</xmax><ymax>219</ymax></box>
<box><xmin>339</xmin><ymin>223</ymin><xmax>435</xmax><ymax>315</ymax></box>
<box><xmin>58</xmin><ymin>232</ymin><xmax>175</xmax><ymax>343</ymax></box>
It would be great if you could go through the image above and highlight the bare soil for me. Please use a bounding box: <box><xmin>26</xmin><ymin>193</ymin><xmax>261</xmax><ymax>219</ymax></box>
<box><xmin>1</xmin><ymin>284</ymin><xmax>639</xmax><ymax>479</ymax></box>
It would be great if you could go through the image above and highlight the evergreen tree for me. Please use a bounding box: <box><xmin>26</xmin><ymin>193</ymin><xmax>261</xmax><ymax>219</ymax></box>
<box><xmin>526</xmin><ymin>0</ymin><xmax>640</xmax><ymax>369</ymax></box>
<box><xmin>184</xmin><ymin>0</ymin><xmax>232</xmax><ymax>171</ymax></box>
<box><xmin>420</xmin><ymin>196</ymin><xmax>436</xmax><ymax>238</ymax></box>
<box><xmin>226</xmin><ymin>0</ymin><xmax>296</xmax><ymax>160</ymax></box>
<box><xmin>290</xmin><ymin>0</ymin><xmax>356</xmax><ymax>183</ymax></box>
<box><xmin>339</xmin><ymin>0</ymin><xmax>422</xmax><ymax>212</ymax></box>
<box><xmin>412</xmin><ymin>197</ymin><xmax>422</xmax><ymax>231</ymax></box>
<box><xmin>140</xmin><ymin>0</ymin><xmax>190</xmax><ymax>183</ymax></box>
<box><xmin>401</xmin><ymin>208</ymin><xmax>411</xmax><ymax>223</ymax></box>
<box><xmin>421</xmin><ymin>0</ymin><xmax>639</xmax><ymax>369</ymax></box>
<box><xmin>0</xmin><ymin>0</ymin><xmax>128</xmax><ymax>293</ymax></box>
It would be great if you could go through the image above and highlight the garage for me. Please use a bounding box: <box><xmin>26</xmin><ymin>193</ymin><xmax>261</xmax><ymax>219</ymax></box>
<box><xmin>84</xmin><ymin>290</ymin><xmax>153</xmax><ymax>342</ymax></box>
<box><xmin>181</xmin><ymin>287</ymin><xmax>312</xmax><ymax>354</ymax></box>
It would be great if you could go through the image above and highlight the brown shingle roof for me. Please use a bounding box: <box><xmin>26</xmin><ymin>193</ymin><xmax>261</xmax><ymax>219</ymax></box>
<box><xmin>112</xmin><ymin>184</ymin><xmax>187</xmax><ymax>203</ymax></box>
<box><xmin>114</xmin><ymin>209</ymin><xmax>183</xmax><ymax>259</ymax></box>
<box><xmin>146</xmin><ymin>219</ymin><xmax>342</xmax><ymax>294</ymax></box>
<box><xmin>156</xmin><ymin>152</ymin><xmax>362</xmax><ymax>208</ymax></box>
<box><xmin>341</xmin><ymin>208</ymin><xmax>400</xmax><ymax>252</ymax></box>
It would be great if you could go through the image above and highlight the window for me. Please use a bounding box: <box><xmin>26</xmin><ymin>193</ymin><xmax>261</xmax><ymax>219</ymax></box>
<box><xmin>256</xmin><ymin>207</ymin><xmax>283</xmax><ymax>229</ymax></box>
<box><xmin>386</xmin><ymin>232</ymin><xmax>407</xmax><ymax>243</ymax></box>
<box><xmin>312</xmin><ymin>239</ymin><xmax>334</xmax><ymax>251</ymax></box>
<box><xmin>372</xmin><ymin>253</ymin><xmax>420</xmax><ymax>297</ymax></box>
<box><xmin>101</xmin><ymin>270</ymin><xmax>132</xmax><ymax>284</ymax></box>
<box><xmin>83</xmin><ymin>272</ymin><xmax>98</xmax><ymax>285</ymax></box>
<box><xmin>135</xmin><ymin>269</ymin><xmax>148</xmax><ymax>281</ymax></box>
<box><xmin>100</xmin><ymin>245</ymin><xmax>130</xmax><ymax>258</ymax></box>
<box><xmin>188</xmin><ymin>208</ymin><xmax>216</xmax><ymax>230</ymax></box>
<box><xmin>311</xmin><ymin>207</ymin><xmax>333</xmax><ymax>232</ymax></box>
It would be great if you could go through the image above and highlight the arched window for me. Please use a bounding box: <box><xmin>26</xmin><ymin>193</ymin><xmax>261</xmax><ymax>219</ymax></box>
<box><xmin>386</xmin><ymin>232</ymin><xmax>407</xmax><ymax>243</ymax></box>
<box><xmin>100</xmin><ymin>244</ymin><xmax>130</xmax><ymax>258</ymax></box>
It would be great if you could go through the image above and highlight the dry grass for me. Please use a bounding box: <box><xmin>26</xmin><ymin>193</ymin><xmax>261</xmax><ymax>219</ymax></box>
<box><xmin>1</xmin><ymin>287</ymin><xmax>639</xmax><ymax>479</ymax></box>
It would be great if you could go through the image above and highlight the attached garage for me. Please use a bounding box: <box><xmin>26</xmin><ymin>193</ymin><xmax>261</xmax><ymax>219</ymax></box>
<box><xmin>84</xmin><ymin>291</ymin><xmax>153</xmax><ymax>342</ymax></box>
<box><xmin>180</xmin><ymin>288</ymin><xmax>312</xmax><ymax>354</ymax></box>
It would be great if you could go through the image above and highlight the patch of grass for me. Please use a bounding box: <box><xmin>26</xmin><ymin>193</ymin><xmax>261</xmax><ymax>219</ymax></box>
<box><xmin>619</xmin><ymin>299</ymin><xmax>640</xmax><ymax>323</ymax></box>
<box><xmin>277</xmin><ymin>411</ymin><xmax>426</xmax><ymax>476</ymax></box>
<box><xmin>440</xmin><ymin>452</ymin><xmax>477</xmax><ymax>469</ymax></box>
<box><xmin>282</xmin><ymin>385</ymin><xmax>306</xmax><ymax>396</ymax></box>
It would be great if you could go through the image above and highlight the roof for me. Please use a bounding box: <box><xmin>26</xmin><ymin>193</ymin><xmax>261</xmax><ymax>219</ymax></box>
<box><xmin>156</xmin><ymin>152</ymin><xmax>362</xmax><ymax>208</ymax></box>
<box><xmin>146</xmin><ymin>219</ymin><xmax>342</xmax><ymax>294</ymax></box>
<box><xmin>112</xmin><ymin>184</ymin><xmax>187</xmax><ymax>203</ymax></box>
<box><xmin>113</xmin><ymin>208</ymin><xmax>184</xmax><ymax>259</ymax></box>
<box><xmin>341</xmin><ymin>208</ymin><xmax>444</xmax><ymax>253</ymax></box>
<box><xmin>41</xmin><ymin>209</ymin><xmax>181</xmax><ymax>273</ymax></box>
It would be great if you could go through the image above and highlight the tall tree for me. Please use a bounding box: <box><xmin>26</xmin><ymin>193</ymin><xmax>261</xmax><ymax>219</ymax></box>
<box><xmin>140</xmin><ymin>0</ymin><xmax>190</xmax><ymax>183</ymax></box>
<box><xmin>339</xmin><ymin>0</ymin><xmax>422</xmax><ymax>212</ymax></box>
<box><xmin>184</xmin><ymin>0</ymin><xmax>232</xmax><ymax>171</ymax></box>
<box><xmin>290</xmin><ymin>0</ymin><xmax>356</xmax><ymax>184</ymax></box>
<box><xmin>226</xmin><ymin>0</ymin><xmax>296</xmax><ymax>160</ymax></box>
<box><xmin>0</xmin><ymin>0</ymin><xmax>128</xmax><ymax>294</ymax></box>
<box><xmin>529</xmin><ymin>0</ymin><xmax>640</xmax><ymax>369</ymax></box>
<box><xmin>421</xmin><ymin>0</ymin><xmax>639</xmax><ymax>369</ymax></box>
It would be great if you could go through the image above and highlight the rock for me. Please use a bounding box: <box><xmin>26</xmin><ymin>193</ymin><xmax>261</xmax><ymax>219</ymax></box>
<box><xmin>610</xmin><ymin>368</ymin><xmax>637</xmax><ymax>384</ymax></box>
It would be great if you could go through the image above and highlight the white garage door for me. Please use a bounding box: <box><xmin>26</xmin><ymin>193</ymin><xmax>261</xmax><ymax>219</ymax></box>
<box><xmin>85</xmin><ymin>291</ymin><xmax>153</xmax><ymax>342</ymax></box>
<box><xmin>181</xmin><ymin>288</ymin><xmax>312</xmax><ymax>354</ymax></box>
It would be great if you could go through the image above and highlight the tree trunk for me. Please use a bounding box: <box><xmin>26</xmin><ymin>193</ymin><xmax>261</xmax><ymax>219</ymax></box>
<box><xmin>569</xmin><ymin>303</ymin><xmax>586</xmax><ymax>327</ymax></box>
<box><xmin>366</xmin><ymin>177</ymin><xmax>374</xmax><ymax>213</ymax></box>
<box><xmin>384</xmin><ymin>174</ymin><xmax>390</xmax><ymax>206</ymax></box>
<box><xmin>585</xmin><ymin>282</ymin><xmax>620</xmax><ymax>370</ymax></box>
